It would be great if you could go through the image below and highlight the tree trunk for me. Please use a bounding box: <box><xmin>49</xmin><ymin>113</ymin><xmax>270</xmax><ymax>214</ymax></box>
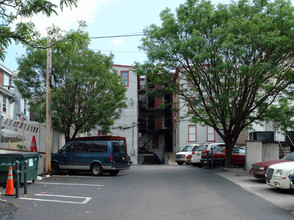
<box><xmin>224</xmin><ymin>140</ymin><xmax>235</xmax><ymax>168</ymax></box>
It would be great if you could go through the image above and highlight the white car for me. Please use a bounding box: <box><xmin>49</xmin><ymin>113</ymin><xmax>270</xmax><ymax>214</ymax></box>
<box><xmin>191</xmin><ymin>143</ymin><xmax>225</xmax><ymax>167</ymax></box>
<box><xmin>266</xmin><ymin>161</ymin><xmax>294</xmax><ymax>190</ymax></box>
<box><xmin>175</xmin><ymin>144</ymin><xmax>200</xmax><ymax>165</ymax></box>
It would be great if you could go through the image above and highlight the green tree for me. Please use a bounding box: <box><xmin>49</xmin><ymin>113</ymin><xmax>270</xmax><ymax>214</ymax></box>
<box><xmin>0</xmin><ymin>0</ymin><xmax>78</xmax><ymax>60</ymax></box>
<box><xmin>139</xmin><ymin>0</ymin><xmax>294</xmax><ymax>167</ymax></box>
<box><xmin>15</xmin><ymin>29</ymin><xmax>127</xmax><ymax>142</ymax></box>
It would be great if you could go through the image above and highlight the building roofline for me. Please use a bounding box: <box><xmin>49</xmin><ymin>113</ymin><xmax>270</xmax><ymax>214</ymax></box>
<box><xmin>113</xmin><ymin>64</ymin><xmax>136</xmax><ymax>69</ymax></box>
<box><xmin>0</xmin><ymin>63</ymin><xmax>13</xmax><ymax>75</ymax></box>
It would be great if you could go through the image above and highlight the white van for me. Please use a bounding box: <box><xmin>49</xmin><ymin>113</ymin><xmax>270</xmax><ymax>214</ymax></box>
<box><xmin>191</xmin><ymin>143</ymin><xmax>225</xmax><ymax>167</ymax></box>
<box><xmin>175</xmin><ymin>144</ymin><xmax>200</xmax><ymax>165</ymax></box>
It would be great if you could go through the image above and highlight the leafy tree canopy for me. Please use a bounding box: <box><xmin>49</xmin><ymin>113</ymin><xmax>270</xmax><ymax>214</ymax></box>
<box><xmin>139</xmin><ymin>0</ymin><xmax>294</xmax><ymax>167</ymax></box>
<box><xmin>0</xmin><ymin>0</ymin><xmax>78</xmax><ymax>60</ymax></box>
<box><xmin>15</xmin><ymin>27</ymin><xmax>127</xmax><ymax>142</ymax></box>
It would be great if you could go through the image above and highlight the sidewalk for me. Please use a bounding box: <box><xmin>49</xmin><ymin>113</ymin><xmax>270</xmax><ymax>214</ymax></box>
<box><xmin>218</xmin><ymin>167</ymin><xmax>294</xmax><ymax>215</ymax></box>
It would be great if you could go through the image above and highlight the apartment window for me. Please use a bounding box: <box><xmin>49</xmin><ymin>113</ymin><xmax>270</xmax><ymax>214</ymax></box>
<box><xmin>177</xmin><ymin>127</ymin><xmax>179</xmax><ymax>144</ymax></box>
<box><xmin>207</xmin><ymin>126</ymin><xmax>215</xmax><ymax>142</ymax></box>
<box><xmin>187</xmin><ymin>98</ymin><xmax>196</xmax><ymax>113</ymax></box>
<box><xmin>4</xmin><ymin>74</ymin><xmax>9</xmax><ymax>87</ymax></box>
<box><xmin>2</xmin><ymin>96</ymin><xmax>6</xmax><ymax>113</ymax></box>
<box><xmin>24</xmin><ymin>99</ymin><xmax>27</xmax><ymax>115</ymax></box>
<box><xmin>188</xmin><ymin>125</ymin><xmax>197</xmax><ymax>142</ymax></box>
<box><xmin>121</xmin><ymin>71</ymin><xmax>129</xmax><ymax>87</ymax></box>
<box><xmin>187</xmin><ymin>81</ymin><xmax>193</xmax><ymax>87</ymax></box>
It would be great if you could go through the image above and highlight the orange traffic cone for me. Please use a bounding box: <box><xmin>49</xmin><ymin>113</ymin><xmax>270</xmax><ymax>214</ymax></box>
<box><xmin>5</xmin><ymin>166</ymin><xmax>15</xmax><ymax>196</ymax></box>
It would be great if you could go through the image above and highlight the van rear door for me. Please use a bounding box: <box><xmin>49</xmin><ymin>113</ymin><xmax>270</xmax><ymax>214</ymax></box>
<box><xmin>112</xmin><ymin>142</ymin><xmax>128</xmax><ymax>168</ymax></box>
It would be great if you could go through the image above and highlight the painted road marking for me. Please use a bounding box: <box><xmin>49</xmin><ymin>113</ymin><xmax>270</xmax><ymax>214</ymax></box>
<box><xmin>36</xmin><ymin>182</ymin><xmax>104</xmax><ymax>187</ymax></box>
<box><xmin>20</xmin><ymin>194</ymin><xmax>92</xmax><ymax>204</ymax></box>
<box><xmin>52</xmin><ymin>175</ymin><xmax>112</xmax><ymax>179</ymax></box>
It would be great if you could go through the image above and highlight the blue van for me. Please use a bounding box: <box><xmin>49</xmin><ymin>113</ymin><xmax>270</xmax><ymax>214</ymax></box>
<box><xmin>51</xmin><ymin>140</ymin><xmax>130</xmax><ymax>176</ymax></box>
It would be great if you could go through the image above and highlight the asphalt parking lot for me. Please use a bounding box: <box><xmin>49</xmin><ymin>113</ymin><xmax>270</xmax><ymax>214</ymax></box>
<box><xmin>0</xmin><ymin>166</ymin><xmax>293</xmax><ymax>219</ymax></box>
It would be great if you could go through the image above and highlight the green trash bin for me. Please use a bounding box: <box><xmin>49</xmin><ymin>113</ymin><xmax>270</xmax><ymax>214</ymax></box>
<box><xmin>0</xmin><ymin>152</ymin><xmax>40</xmax><ymax>185</ymax></box>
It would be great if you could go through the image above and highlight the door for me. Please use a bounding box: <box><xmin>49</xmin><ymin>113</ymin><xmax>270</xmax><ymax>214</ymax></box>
<box><xmin>58</xmin><ymin>143</ymin><xmax>75</xmax><ymax>169</ymax></box>
<box><xmin>71</xmin><ymin>141</ymin><xmax>92</xmax><ymax>170</ymax></box>
<box><xmin>112</xmin><ymin>142</ymin><xmax>128</xmax><ymax>168</ymax></box>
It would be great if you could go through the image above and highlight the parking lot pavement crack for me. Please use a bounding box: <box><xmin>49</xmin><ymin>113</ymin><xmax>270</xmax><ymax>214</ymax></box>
<box><xmin>119</xmin><ymin>184</ymin><xmax>130</xmax><ymax>220</ymax></box>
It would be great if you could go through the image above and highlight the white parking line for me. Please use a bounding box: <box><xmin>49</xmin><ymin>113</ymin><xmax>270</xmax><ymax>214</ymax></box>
<box><xmin>53</xmin><ymin>175</ymin><xmax>112</xmax><ymax>179</ymax></box>
<box><xmin>20</xmin><ymin>194</ymin><xmax>92</xmax><ymax>204</ymax></box>
<box><xmin>36</xmin><ymin>182</ymin><xmax>104</xmax><ymax>187</ymax></box>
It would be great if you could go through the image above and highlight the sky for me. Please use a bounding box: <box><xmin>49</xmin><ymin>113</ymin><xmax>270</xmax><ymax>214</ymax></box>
<box><xmin>2</xmin><ymin>0</ymin><xmax>228</xmax><ymax>71</ymax></box>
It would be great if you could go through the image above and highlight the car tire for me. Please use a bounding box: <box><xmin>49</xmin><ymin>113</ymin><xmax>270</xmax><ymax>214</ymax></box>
<box><xmin>192</xmin><ymin>163</ymin><xmax>198</xmax><ymax>167</ymax></box>
<box><xmin>51</xmin><ymin>162</ymin><xmax>60</xmax><ymax>175</ymax></box>
<box><xmin>176</xmin><ymin>162</ymin><xmax>184</xmax><ymax>165</ymax></box>
<box><xmin>109</xmin><ymin>170</ymin><xmax>119</xmax><ymax>176</ymax></box>
<box><xmin>91</xmin><ymin>163</ymin><xmax>103</xmax><ymax>176</ymax></box>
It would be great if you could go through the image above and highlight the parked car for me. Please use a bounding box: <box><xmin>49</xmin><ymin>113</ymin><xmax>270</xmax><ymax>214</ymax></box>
<box><xmin>191</xmin><ymin>143</ymin><xmax>225</xmax><ymax>167</ymax></box>
<box><xmin>185</xmin><ymin>154</ymin><xmax>193</xmax><ymax>165</ymax></box>
<box><xmin>51</xmin><ymin>140</ymin><xmax>130</xmax><ymax>176</ymax></box>
<box><xmin>266</xmin><ymin>161</ymin><xmax>294</xmax><ymax>190</ymax></box>
<box><xmin>249</xmin><ymin>151</ymin><xmax>294</xmax><ymax>179</ymax></box>
<box><xmin>200</xmin><ymin>147</ymin><xmax>246</xmax><ymax>167</ymax></box>
<box><xmin>175</xmin><ymin>144</ymin><xmax>200</xmax><ymax>165</ymax></box>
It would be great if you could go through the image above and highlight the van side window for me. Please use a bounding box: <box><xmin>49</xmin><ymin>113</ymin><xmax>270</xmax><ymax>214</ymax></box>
<box><xmin>64</xmin><ymin>144</ymin><xmax>75</xmax><ymax>152</ymax></box>
<box><xmin>72</xmin><ymin>142</ymin><xmax>91</xmax><ymax>153</ymax></box>
<box><xmin>91</xmin><ymin>142</ymin><xmax>108</xmax><ymax>152</ymax></box>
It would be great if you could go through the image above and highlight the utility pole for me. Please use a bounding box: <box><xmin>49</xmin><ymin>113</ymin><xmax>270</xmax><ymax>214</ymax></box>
<box><xmin>45</xmin><ymin>36</ymin><xmax>52</xmax><ymax>174</ymax></box>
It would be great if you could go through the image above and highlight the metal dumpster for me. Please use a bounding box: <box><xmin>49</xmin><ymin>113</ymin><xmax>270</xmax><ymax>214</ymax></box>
<box><xmin>0</xmin><ymin>152</ymin><xmax>40</xmax><ymax>185</ymax></box>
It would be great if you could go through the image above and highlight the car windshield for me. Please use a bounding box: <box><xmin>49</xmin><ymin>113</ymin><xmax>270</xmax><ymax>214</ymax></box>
<box><xmin>197</xmin><ymin>145</ymin><xmax>208</xmax><ymax>151</ymax></box>
<box><xmin>238</xmin><ymin>148</ymin><xmax>246</xmax><ymax>154</ymax></box>
<box><xmin>181</xmin><ymin>146</ymin><xmax>194</xmax><ymax>152</ymax></box>
<box><xmin>283</xmin><ymin>152</ymin><xmax>294</xmax><ymax>160</ymax></box>
<box><xmin>192</xmin><ymin>146</ymin><xmax>200</xmax><ymax>151</ymax></box>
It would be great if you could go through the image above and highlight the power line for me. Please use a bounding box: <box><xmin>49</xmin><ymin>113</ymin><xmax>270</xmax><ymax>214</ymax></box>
<box><xmin>90</xmin><ymin>33</ymin><xmax>144</xmax><ymax>39</ymax></box>
<box><xmin>90</xmin><ymin>49</ymin><xmax>145</xmax><ymax>54</ymax></box>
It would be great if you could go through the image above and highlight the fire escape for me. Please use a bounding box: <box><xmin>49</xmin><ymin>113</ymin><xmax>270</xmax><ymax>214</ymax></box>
<box><xmin>138</xmin><ymin>77</ymin><xmax>173</xmax><ymax>164</ymax></box>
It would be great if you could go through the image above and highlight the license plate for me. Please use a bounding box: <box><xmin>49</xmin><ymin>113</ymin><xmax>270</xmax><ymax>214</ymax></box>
<box><xmin>204</xmin><ymin>161</ymin><xmax>207</xmax><ymax>164</ymax></box>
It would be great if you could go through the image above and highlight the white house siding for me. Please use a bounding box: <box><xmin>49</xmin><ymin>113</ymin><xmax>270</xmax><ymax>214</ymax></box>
<box><xmin>173</xmin><ymin>71</ymin><xmax>223</xmax><ymax>152</ymax></box>
<box><xmin>176</xmin><ymin>95</ymin><xmax>223</xmax><ymax>152</ymax></box>
<box><xmin>88</xmin><ymin>65</ymin><xmax>139</xmax><ymax>164</ymax></box>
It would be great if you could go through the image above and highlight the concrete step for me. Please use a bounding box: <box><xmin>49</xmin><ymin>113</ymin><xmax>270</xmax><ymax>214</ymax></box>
<box><xmin>164</xmin><ymin>152</ymin><xmax>177</xmax><ymax>165</ymax></box>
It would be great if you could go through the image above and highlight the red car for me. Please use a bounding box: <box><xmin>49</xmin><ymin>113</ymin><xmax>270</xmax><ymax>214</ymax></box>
<box><xmin>249</xmin><ymin>152</ymin><xmax>294</xmax><ymax>179</ymax></box>
<box><xmin>200</xmin><ymin>147</ymin><xmax>245</xmax><ymax>167</ymax></box>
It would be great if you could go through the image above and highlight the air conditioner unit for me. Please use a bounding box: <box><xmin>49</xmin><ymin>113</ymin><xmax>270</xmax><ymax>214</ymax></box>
<box><xmin>249</xmin><ymin>131</ymin><xmax>274</xmax><ymax>143</ymax></box>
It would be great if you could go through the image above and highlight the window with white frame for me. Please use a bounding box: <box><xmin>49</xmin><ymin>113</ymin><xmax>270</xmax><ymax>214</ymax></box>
<box><xmin>2</xmin><ymin>96</ymin><xmax>6</xmax><ymax>112</ymax></box>
<box><xmin>4</xmin><ymin>74</ymin><xmax>9</xmax><ymax>87</ymax></box>
<box><xmin>188</xmin><ymin>125</ymin><xmax>197</xmax><ymax>142</ymax></box>
<box><xmin>120</xmin><ymin>71</ymin><xmax>129</xmax><ymax>87</ymax></box>
<box><xmin>187</xmin><ymin>97</ymin><xmax>196</xmax><ymax>113</ymax></box>
<box><xmin>207</xmin><ymin>126</ymin><xmax>215</xmax><ymax>142</ymax></box>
